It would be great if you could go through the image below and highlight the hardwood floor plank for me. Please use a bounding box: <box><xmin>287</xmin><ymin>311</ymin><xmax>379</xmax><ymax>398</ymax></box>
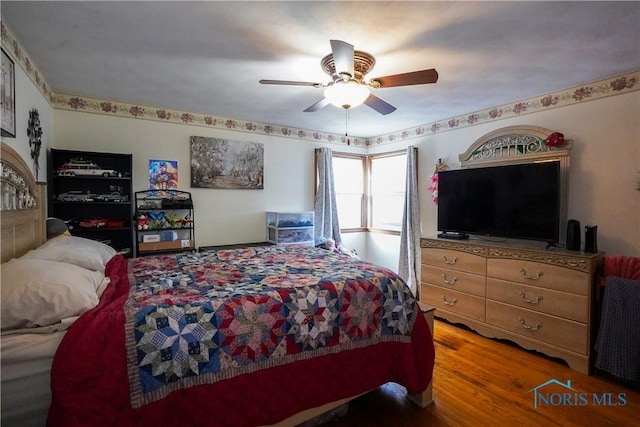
<box><xmin>331</xmin><ymin>319</ymin><xmax>639</xmax><ymax>426</ymax></box>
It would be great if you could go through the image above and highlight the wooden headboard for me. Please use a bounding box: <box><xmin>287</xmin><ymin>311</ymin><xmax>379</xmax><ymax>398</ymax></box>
<box><xmin>1</xmin><ymin>141</ymin><xmax>46</xmax><ymax>262</ymax></box>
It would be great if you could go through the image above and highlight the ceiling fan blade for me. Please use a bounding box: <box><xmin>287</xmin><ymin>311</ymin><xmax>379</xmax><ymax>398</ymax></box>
<box><xmin>259</xmin><ymin>79</ymin><xmax>322</xmax><ymax>87</ymax></box>
<box><xmin>370</xmin><ymin>69</ymin><xmax>439</xmax><ymax>88</ymax></box>
<box><xmin>303</xmin><ymin>97</ymin><xmax>330</xmax><ymax>112</ymax></box>
<box><xmin>330</xmin><ymin>39</ymin><xmax>354</xmax><ymax>78</ymax></box>
<box><xmin>364</xmin><ymin>94</ymin><xmax>397</xmax><ymax>115</ymax></box>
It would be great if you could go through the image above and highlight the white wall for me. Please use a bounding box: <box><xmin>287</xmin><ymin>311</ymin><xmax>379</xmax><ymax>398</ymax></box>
<box><xmin>53</xmin><ymin>110</ymin><xmax>367</xmax><ymax>248</ymax></box>
<box><xmin>1</xmin><ymin>50</ymin><xmax>53</xmax><ymax>183</ymax></box>
<box><xmin>367</xmin><ymin>91</ymin><xmax>640</xmax><ymax>267</ymax></box>
<box><xmin>53</xmin><ymin>89</ymin><xmax>639</xmax><ymax>270</ymax></box>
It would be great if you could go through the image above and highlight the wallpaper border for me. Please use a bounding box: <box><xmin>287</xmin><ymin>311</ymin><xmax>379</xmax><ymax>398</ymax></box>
<box><xmin>51</xmin><ymin>93</ymin><xmax>369</xmax><ymax>147</ymax></box>
<box><xmin>1</xmin><ymin>20</ymin><xmax>53</xmax><ymax>105</ymax></box>
<box><xmin>369</xmin><ymin>70</ymin><xmax>639</xmax><ymax>146</ymax></box>
<box><xmin>50</xmin><ymin>71</ymin><xmax>640</xmax><ymax>147</ymax></box>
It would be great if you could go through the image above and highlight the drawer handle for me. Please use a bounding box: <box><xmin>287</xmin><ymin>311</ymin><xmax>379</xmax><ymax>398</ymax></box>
<box><xmin>442</xmin><ymin>256</ymin><xmax>458</xmax><ymax>265</ymax></box>
<box><xmin>519</xmin><ymin>291</ymin><xmax>543</xmax><ymax>304</ymax></box>
<box><xmin>518</xmin><ymin>317</ymin><xmax>542</xmax><ymax>331</ymax></box>
<box><xmin>441</xmin><ymin>295</ymin><xmax>458</xmax><ymax>306</ymax></box>
<box><xmin>520</xmin><ymin>268</ymin><xmax>543</xmax><ymax>280</ymax></box>
<box><xmin>441</xmin><ymin>274</ymin><xmax>458</xmax><ymax>285</ymax></box>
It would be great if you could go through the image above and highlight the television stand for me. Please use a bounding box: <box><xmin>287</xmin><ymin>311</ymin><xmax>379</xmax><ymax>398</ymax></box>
<box><xmin>437</xmin><ymin>232</ymin><xmax>469</xmax><ymax>240</ymax></box>
<box><xmin>420</xmin><ymin>237</ymin><xmax>602</xmax><ymax>374</ymax></box>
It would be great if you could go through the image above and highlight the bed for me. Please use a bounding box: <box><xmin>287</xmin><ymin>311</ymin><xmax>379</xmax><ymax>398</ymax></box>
<box><xmin>1</xmin><ymin>142</ymin><xmax>435</xmax><ymax>426</ymax></box>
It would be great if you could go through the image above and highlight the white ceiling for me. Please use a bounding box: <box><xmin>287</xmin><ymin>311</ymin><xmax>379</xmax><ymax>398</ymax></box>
<box><xmin>2</xmin><ymin>1</ymin><xmax>639</xmax><ymax>138</ymax></box>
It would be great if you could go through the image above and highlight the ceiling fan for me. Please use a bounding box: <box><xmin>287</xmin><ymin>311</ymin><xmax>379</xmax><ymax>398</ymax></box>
<box><xmin>259</xmin><ymin>40</ymin><xmax>439</xmax><ymax>115</ymax></box>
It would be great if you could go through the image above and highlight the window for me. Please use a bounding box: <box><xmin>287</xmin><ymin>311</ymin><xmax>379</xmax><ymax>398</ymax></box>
<box><xmin>332</xmin><ymin>154</ymin><xmax>366</xmax><ymax>230</ymax></box>
<box><xmin>329</xmin><ymin>150</ymin><xmax>409</xmax><ymax>234</ymax></box>
<box><xmin>369</xmin><ymin>152</ymin><xmax>407</xmax><ymax>232</ymax></box>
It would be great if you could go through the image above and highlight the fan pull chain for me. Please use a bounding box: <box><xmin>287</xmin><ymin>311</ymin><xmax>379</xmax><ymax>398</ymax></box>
<box><xmin>345</xmin><ymin>109</ymin><xmax>351</xmax><ymax>145</ymax></box>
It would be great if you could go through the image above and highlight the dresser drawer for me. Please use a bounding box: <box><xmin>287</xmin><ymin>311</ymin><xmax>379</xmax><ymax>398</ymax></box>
<box><xmin>486</xmin><ymin>278</ymin><xmax>588</xmax><ymax>322</ymax></box>
<box><xmin>421</xmin><ymin>283</ymin><xmax>485</xmax><ymax>321</ymax></box>
<box><xmin>422</xmin><ymin>265</ymin><xmax>486</xmax><ymax>297</ymax></box>
<box><xmin>422</xmin><ymin>248</ymin><xmax>486</xmax><ymax>275</ymax></box>
<box><xmin>486</xmin><ymin>300</ymin><xmax>588</xmax><ymax>354</ymax></box>
<box><xmin>487</xmin><ymin>259</ymin><xmax>589</xmax><ymax>295</ymax></box>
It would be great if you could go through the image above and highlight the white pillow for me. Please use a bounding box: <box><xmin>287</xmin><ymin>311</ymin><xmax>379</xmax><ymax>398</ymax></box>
<box><xmin>22</xmin><ymin>240</ymin><xmax>105</xmax><ymax>272</ymax></box>
<box><xmin>1</xmin><ymin>258</ymin><xmax>107</xmax><ymax>330</ymax></box>
<box><xmin>42</xmin><ymin>234</ymin><xmax>117</xmax><ymax>264</ymax></box>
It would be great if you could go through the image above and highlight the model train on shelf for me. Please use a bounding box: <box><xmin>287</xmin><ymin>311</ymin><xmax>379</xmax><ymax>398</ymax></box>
<box><xmin>56</xmin><ymin>158</ymin><xmax>127</xmax><ymax>177</ymax></box>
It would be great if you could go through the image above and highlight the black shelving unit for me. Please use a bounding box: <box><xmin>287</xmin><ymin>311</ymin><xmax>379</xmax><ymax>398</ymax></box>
<box><xmin>134</xmin><ymin>190</ymin><xmax>195</xmax><ymax>256</ymax></box>
<box><xmin>48</xmin><ymin>148</ymin><xmax>134</xmax><ymax>257</ymax></box>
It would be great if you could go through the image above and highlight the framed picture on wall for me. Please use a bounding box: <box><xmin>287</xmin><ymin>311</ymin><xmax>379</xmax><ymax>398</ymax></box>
<box><xmin>148</xmin><ymin>159</ymin><xmax>179</xmax><ymax>191</ymax></box>
<box><xmin>190</xmin><ymin>136</ymin><xmax>264</xmax><ymax>189</ymax></box>
<box><xmin>1</xmin><ymin>49</ymin><xmax>16</xmax><ymax>138</ymax></box>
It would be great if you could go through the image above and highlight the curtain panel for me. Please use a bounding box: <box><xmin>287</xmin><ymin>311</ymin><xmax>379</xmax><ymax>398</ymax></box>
<box><xmin>314</xmin><ymin>148</ymin><xmax>342</xmax><ymax>245</ymax></box>
<box><xmin>398</xmin><ymin>146</ymin><xmax>420</xmax><ymax>295</ymax></box>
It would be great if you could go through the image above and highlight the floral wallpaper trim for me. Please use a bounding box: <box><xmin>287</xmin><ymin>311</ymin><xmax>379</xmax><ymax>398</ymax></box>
<box><xmin>51</xmin><ymin>93</ymin><xmax>367</xmax><ymax>147</ymax></box>
<box><xmin>1</xmin><ymin>20</ymin><xmax>54</xmax><ymax>105</ymax></box>
<box><xmin>54</xmin><ymin>70</ymin><xmax>638</xmax><ymax>147</ymax></box>
<box><xmin>368</xmin><ymin>70</ymin><xmax>639</xmax><ymax>146</ymax></box>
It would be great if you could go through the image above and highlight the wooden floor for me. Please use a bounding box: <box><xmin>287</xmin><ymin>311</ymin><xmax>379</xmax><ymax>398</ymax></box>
<box><xmin>330</xmin><ymin>319</ymin><xmax>640</xmax><ymax>426</ymax></box>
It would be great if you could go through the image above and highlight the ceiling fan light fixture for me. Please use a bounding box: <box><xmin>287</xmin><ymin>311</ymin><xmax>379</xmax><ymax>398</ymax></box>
<box><xmin>324</xmin><ymin>80</ymin><xmax>370</xmax><ymax>109</ymax></box>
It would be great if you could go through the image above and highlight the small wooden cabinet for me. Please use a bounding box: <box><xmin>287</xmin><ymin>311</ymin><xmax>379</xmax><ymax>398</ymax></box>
<box><xmin>266</xmin><ymin>211</ymin><xmax>314</xmax><ymax>246</ymax></box>
<box><xmin>420</xmin><ymin>237</ymin><xmax>602</xmax><ymax>374</ymax></box>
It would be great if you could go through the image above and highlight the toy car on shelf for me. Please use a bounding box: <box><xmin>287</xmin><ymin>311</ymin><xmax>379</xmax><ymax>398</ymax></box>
<box><xmin>107</xmin><ymin>219</ymin><xmax>126</xmax><ymax>228</ymax></box>
<box><xmin>95</xmin><ymin>192</ymin><xmax>129</xmax><ymax>202</ymax></box>
<box><xmin>79</xmin><ymin>218</ymin><xmax>108</xmax><ymax>228</ymax></box>
<box><xmin>57</xmin><ymin>158</ymin><xmax>123</xmax><ymax>177</ymax></box>
<box><xmin>57</xmin><ymin>191</ymin><xmax>99</xmax><ymax>202</ymax></box>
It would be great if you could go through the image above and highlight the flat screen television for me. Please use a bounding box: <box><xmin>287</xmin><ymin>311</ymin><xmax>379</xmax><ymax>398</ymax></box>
<box><xmin>437</xmin><ymin>161</ymin><xmax>561</xmax><ymax>244</ymax></box>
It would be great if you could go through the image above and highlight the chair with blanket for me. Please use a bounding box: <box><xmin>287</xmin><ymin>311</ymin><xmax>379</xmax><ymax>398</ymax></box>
<box><xmin>594</xmin><ymin>256</ymin><xmax>640</xmax><ymax>385</ymax></box>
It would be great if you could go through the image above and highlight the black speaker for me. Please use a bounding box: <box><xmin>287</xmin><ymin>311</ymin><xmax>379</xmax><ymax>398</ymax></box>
<box><xmin>566</xmin><ymin>219</ymin><xmax>581</xmax><ymax>251</ymax></box>
<box><xmin>585</xmin><ymin>225</ymin><xmax>598</xmax><ymax>253</ymax></box>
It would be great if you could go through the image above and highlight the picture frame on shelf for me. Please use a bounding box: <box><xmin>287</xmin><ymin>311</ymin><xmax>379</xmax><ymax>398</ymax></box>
<box><xmin>1</xmin><ymin>49</ymin><xmax>16</xmax><ymax>138</ymax></box>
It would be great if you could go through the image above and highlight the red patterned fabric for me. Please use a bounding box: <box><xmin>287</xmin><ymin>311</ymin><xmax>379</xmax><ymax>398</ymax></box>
<box><xmin>603</xmin><ymin>256</ymin><xmax>640</xmax><ymax>282</ymax></box>
<box><xmin>48</xmin><ymin>253</ymin><xmax>434</xmax><ymax>426</ymax></box>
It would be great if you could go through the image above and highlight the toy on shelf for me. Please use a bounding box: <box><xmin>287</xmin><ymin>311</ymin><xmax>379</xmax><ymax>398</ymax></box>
<box><xmin>136</xmin><ymin>213</ymin><xmax>149</xmax><ymax>230</ymax></box>
<box><xmin>134</xmin><ymin>190</ymin><xmax>195</xmax><ymax>255</ymax></box>
<box><xmin>79</xmin><ymin>218</ymin><xmax>108</xmax><ymax>228</ymax></box>
<box><xmin>178</xmin><ymin>213</ymin><xmax>193</xmax><ymax>228</ymax></box>
<box><xmin>49</xmin><ymin>148</ymin><xmax>134</xmax><ymax>257</ymax></box>
<box><xmin>95</xmin><ymin>192</ymin><xmax>129</xmax><ymax>202</ymax></box>
<box><xmin>57</xmin><ymin>158</ymin><xmax>124</xmax><ymax>177</ymax></box>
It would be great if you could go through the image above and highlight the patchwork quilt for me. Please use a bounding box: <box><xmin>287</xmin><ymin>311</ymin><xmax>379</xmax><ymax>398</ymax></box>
<box><xmin>49</xmin><ymin>245</ymin><xmax>434</xmax><ymax>427</ymax></box>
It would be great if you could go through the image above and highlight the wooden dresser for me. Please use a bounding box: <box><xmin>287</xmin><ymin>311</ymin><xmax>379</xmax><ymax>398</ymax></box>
<box><xmin>420</xmin><ymin>237</ymin><xmax>602</xmax><ymax>374</ymax></box>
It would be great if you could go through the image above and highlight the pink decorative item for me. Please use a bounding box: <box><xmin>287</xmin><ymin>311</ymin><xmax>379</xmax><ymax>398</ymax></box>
<box><xmin>545</xmin><ymin>132</ymin><xmax>565</xmax><ymax>147</ymax></box>
<box><xmin>428</xmin><ymin>173</ymin><xmax>439</xmax><ymax>203</ymax></box>
<box><xmin>428</xmin><ymin>159</ymin><xmax>449</xmax><ymax>204</ymax></box>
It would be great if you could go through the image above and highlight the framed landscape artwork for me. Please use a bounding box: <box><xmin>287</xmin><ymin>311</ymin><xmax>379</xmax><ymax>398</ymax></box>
<box><xmin>190</xmin><ymin>136</ymin><xmax>264</xmax><ymax>189</ymax></box>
